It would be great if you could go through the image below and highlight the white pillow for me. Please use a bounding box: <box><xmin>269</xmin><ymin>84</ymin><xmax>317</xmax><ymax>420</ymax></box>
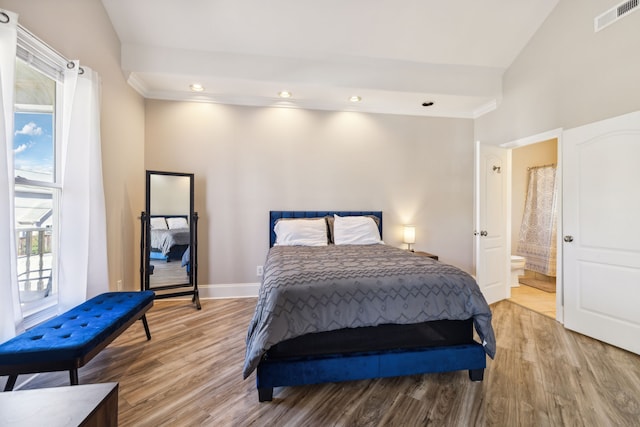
<box><xmin>274</xmin><ymin>218</ymin><xmax>328</xmax><ymax>246</ymax></box>
<box><xmin>167</xmin><ymin>217</ymin><xmax>189</xmax><ymax>229</ymax></box>
<box><xmin>333</xmin><ymin>215</ymin><xmax>383</xmax><ymax>245</ymax></box>
<box><xmin>150</xmin><ymin>217</ymin><xmax>168</xmax><ymax>230</ymax></box>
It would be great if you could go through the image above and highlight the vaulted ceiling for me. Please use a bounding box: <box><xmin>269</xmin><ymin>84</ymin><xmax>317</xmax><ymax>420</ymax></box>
<box><xmin>101</xmin><ymin>0</ymin><xmax>559</xmax><ymax>118</ymax></box>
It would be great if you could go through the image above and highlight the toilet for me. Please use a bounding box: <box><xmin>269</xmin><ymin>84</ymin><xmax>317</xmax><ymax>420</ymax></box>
<box><xmin>510</xmin><ymin>255</ymin><xmax>526</xmax><ymax>287</ymax></box>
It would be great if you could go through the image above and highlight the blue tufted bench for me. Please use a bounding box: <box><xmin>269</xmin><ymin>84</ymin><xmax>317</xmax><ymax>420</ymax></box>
<box><xmin>0</xmin><ymin>291</ymin><xmax>154</xmax><ymax>391</ymax></box>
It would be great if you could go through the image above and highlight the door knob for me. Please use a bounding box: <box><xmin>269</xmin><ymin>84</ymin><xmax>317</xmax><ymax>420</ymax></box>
<box><xmin>564</xmin><ymin>235</ymin><xmax>574</xmax><ymax>242</ymax></box>
<box><xmin>480</xmin><ymin>230</ymin><xmax>488</xmax><ymax>237</ymax></box>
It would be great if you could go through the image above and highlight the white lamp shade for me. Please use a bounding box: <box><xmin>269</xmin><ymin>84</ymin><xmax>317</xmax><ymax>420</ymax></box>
<box><xmin>403</xmin><ymin>225</ymin><xmax>416</xmax><ymax>244</ymax></box>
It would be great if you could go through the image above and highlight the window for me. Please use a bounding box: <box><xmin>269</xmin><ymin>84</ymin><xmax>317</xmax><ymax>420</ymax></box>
<box><xmin>13</xmin><ymin>30</ymin><xmax>65</xmax><ymax>318</ymax></box>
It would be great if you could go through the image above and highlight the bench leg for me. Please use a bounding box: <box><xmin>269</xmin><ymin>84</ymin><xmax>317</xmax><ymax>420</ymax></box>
<box><xmin>141</xmin><ymin>315</ymin><xmax>151</xmax><ymax>340</ymax></box>
<box><xmin>69</xmin><ymin>369</ymin><xmax>79</xmax><ymax>385</ymax></box>
<box><xmin>4</xmin><ymin>375</ymin><xmax>17</xmax><ymax>391</ymax></box>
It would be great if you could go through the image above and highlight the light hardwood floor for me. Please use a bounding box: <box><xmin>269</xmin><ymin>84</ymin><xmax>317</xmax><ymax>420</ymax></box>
<box><xmin>9</xmin><ymin>298</ymin><xmax>640</xmax><ymax>426</ymax></box>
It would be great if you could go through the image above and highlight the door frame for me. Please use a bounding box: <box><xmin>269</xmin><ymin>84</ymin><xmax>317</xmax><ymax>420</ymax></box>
<box><xmin>501</xmin><ymin>127</ymin><xmax>564</xmax><ymax>323</ymax></box>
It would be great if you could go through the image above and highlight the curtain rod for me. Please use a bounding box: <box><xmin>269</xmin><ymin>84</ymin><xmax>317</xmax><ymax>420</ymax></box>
<box><xmin>11</xmin><ymin>18</ymin><xmax>84</xmax><ymax>74</ymax></box>
<box><xmin>527</xmin><ymin>163</ymin><xmax>556</xmax><ymax>171</ymax></box>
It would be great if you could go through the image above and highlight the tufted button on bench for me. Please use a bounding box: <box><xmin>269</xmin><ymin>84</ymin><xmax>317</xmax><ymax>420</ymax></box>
<box><xmin>0</xmin><ymin>291</ymin><xmax>154</xmax><ymax>391</ymax></box>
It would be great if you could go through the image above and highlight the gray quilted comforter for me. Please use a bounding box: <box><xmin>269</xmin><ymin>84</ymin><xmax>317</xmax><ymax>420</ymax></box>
<box><xmin>150</xmin><ymin>228</ymin><xmax>190</xmax><ymax>256</ymax></box>
<box><xmin>243</xmin><ymin>244</ymin><xmax>496</xmax><ymax>378</ymax></box>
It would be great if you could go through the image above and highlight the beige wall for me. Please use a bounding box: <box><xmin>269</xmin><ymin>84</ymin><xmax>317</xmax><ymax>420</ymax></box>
<box><xmin>2</xmin><ymin>0</ymin><xmax>146</xmax><ymax>291</ymax></box>
<box><xmin>145</xmin><ymin>100</ymin><xmax>476</xmax><ymax>284</ymax></box>
<box><xmin>475</xmin><ymin>0</ymin><xmax>640</xmax><ymax>144</ymax></box>
<box><xmin>511</xmin><ymin>139</ymin><xmax>557</xmax><ymax>251</ymax></box>
<box><xmin>15</xmin><ymin>0</ymin><xmax>627</xmax><ymax>290</ymax></box>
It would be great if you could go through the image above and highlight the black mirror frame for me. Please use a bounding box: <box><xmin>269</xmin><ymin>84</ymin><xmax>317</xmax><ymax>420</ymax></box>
<box><xmin>140</xmin><ymin>170</ymin><xmax>200</xmax><ymax>309</ymax></box>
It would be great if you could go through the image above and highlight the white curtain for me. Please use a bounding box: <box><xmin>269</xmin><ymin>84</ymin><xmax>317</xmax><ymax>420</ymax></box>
<box><xmin>0</xmin><ymin>9</ymin><xmax>23</xmax><ymax>342</ymax></box>
<box><xmin>0</xmin><ymin>11</ymin><xmax>109</xmax><ymax>337</ymax></box>
<box><xmin>516</xmin><ymin>165</ymin><xmax>558</xmax><ymax>277</ymax></box>
<box><xmin>58</xmin><ymin>64</ymin><xmax>109</xmax><ymax>312</ymax></box>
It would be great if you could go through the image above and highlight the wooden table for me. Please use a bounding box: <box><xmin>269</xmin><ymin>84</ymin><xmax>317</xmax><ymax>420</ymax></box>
<box><xmin>0</xmin><ymin>382</ymin><xmax>118</xmax><ymax>426</ymax></box>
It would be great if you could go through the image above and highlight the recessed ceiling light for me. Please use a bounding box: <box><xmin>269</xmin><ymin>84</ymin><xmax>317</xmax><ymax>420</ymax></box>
<box><xmin>349</xmin><ymin>96</ymin><xmax>362</xmax><ymax>102</ymax></box>
<box><xmin>190</xmin><ymin>83</ymin><xmax>204</xmax><ymax>92</ymax></box>
<box><xmin>422</xmin><ymin>101</ymin><xmax>434</xmax><ymax>107</ymax></box>
<box><xmin>278</xmin><ymin>91</ymin><xmax>292</xmax><ymax>98</ymax></box>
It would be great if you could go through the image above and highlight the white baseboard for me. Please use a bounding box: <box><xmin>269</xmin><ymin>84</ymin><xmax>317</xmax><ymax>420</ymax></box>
<box><xmin>197</xmin><ymin>283</ymin><xmax>260</xmax><ymax>299</ymax></box>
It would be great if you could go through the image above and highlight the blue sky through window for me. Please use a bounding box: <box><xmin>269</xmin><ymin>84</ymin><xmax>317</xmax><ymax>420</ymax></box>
<box><xmin>14</xmin><ymin>111</ymin><xmax>54</xmax><ymax>182</ymax></box>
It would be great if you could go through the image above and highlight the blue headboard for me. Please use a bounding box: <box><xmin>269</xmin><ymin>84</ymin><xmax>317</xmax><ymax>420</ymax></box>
<box><xmin>269</xmin><ymin>211</ymin><xmax>383</xmax><ymax>247</ymax></box>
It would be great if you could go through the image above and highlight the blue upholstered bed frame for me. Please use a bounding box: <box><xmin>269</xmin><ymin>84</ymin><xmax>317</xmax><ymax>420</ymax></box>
<box><xmin>255</xmin><ymin>211</ymin><xmax>486</xmax><ymax>402</ymax></box>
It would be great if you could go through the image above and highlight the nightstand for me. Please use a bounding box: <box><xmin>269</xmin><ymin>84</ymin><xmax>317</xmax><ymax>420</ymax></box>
<box><xmin>412</xmin><ymin>251</ymin><xmax>438</xmax><ymax>261</ymax></box>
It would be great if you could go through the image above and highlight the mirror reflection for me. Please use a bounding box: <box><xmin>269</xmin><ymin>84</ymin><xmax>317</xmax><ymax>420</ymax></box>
<box><xmin>142</xmin><ymin>170</ymin><xmax>200</xmax><ymax>308</ymax></box>
<box><xmin>149</xmin><ymin>174</ymin><xmax>190</xmax><ymax>288</ymax></box>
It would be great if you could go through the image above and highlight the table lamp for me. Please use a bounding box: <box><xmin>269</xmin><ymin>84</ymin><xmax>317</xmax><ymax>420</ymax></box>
<box><xmin>403</xmin><ymin>225</ymin><xmax>416</xmax><ymax>252</ymax></box>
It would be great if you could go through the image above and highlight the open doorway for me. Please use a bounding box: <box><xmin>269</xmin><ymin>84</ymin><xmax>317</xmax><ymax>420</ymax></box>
<box><xmin>508</xmin><ymin>138</ymin><xmax>558</xmax><ymax>318</ymax></box>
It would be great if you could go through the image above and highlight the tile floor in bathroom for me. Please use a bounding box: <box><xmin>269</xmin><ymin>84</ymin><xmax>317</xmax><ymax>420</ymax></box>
<box><xmin>509</xmin><ymin>283</ymin><xmax>556</xmax><ymax>318</ymax></box>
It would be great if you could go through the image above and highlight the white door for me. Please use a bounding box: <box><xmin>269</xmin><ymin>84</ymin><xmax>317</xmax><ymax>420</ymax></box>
<box><xmin>563</xmin><ymin>111</ymin><xmax>640</xmax><ymax>355</ymax></box>
<box><xmin>474</xmin><ymin>142</ymin><xmax>509</xmax><ymax>304</ymax></box>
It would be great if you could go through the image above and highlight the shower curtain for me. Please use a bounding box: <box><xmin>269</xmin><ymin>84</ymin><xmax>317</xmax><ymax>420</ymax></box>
<box><xmin>516</xmin><ymin>165</ymin><xmax>557</xmax><ymax>277</ymax></box>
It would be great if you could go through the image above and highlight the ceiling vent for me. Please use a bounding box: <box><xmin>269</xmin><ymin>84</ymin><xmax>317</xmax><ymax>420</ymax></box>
<box><xmin>595</xmin><ymin>0</ymin><xmax>639</xmax><ymax>32</ymax></box>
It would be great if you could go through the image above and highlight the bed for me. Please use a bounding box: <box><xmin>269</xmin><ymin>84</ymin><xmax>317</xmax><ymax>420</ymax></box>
<box><xmin>244</xmin><ymin>211</ymin><xmax>496</xmax><ymax>402</ymax></box>
<box><xmin>149</xmin><ymin>215</ymin><xmax>190</xmax><ymax>262</ymax></box>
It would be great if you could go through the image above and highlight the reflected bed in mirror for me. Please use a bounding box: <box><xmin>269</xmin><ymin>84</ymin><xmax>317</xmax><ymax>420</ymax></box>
<box><xmin>149</xmin><ymin>214</ymin><xmax>190</xmax><ymax>287</ymax></box>
<box><xmin>141</xmin><ymin>171</ymin><xmax>200</xmax><ymax>309</ymax></box>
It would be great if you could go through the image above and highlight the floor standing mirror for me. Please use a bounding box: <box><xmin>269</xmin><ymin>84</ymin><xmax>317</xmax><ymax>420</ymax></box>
<box><xmin>140</xmin><ymin>170</ymin><xmax>200</xmax><ymax>309</ymax></box>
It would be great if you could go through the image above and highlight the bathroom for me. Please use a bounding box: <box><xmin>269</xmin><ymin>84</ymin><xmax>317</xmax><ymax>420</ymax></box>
<box><xmin>509</xmin><ymin>138</ymin><xmax>558</xmax><ymax>318</ymax></box>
